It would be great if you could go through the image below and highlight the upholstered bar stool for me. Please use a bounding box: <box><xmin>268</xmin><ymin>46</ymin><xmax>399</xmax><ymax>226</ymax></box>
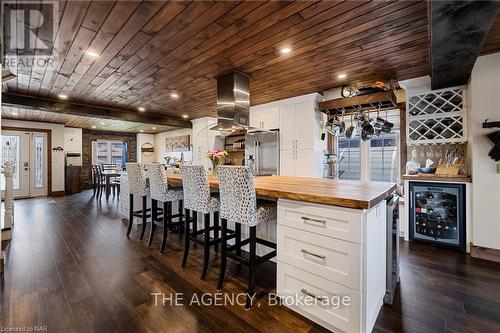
<box><xmin>126</xmin><ymin>163</ymin><xmax>161</xmax><ymax>240</ymax></box>
<box><xmin>216</xmin><ymin>166</ymin><xmax>277</xmax><ymax>309</ymax></box>
<box><xmin>147</xmin><ymin>163</ymin><xmax>184</xmax><ymax>253</ymax></box>
<box><xmin>179</xmin><ymin>165</ymin><xmax>221</xmax><ymax>280</ymax></box>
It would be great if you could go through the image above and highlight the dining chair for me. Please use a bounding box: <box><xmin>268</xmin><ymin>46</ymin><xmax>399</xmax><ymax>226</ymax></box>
<box><xmin>147</xmin><ymin>163</ymin><xmax>184</xmax><ymax>253</ymax></box>
<box><xmin>179</xmin><ymin>165</ymin><xmax>221</xmax><ymax>280</ymax></box>
<box><xmin>216</xmin><ymin>166</ymin><xmax>277</xmax><ymax>309</ymax></box>
<box><xmin>126</xmin><ymin>163</ymin><xmax>155</xmax><ymax>239</ymax></box>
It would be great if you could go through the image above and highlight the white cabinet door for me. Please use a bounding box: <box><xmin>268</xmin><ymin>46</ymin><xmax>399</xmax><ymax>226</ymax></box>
<box><xmin>294</xmin><ymin>150</ymin><xmax>316</xmax><ymax>177</ymax></box>
<box><xmin>280</xmin><ymin>150</ymin><xmax>296</xmax><ymax>176</ymax></box>
<box><xmin>263</xmin><ymin>107</ymin><xmax>280</xmax><ymax>129</ymax></box>
<box><xmin>279</xmin><ymin>105</ymin><xmax>295</xmax><ymax>150</ymax></box>
<box><xmin>249</xmin><ymin>109</ymin><xmax>262</xmax><ymax>128</ymax></box>
<box><xmin>294</xmin><ymin>102</ymin><xmax>314</xmax><ymax>150</ymax></box>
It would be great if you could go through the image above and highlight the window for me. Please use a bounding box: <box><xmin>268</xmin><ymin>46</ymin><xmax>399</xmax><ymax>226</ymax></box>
<box><xmin>337</xmin><ymin>133</ymin><xmax>361</xmax><ymax>180</ymax></box>
<box><xmin>369</xmin><ymin>131</ymin><xmax>400</xmax><ymax>182</ymax></box>
<box><xmin>92</xmin><ymin>140</ymin><xmax>127</xmax><ymax>166</ymax></box>
<box><xmin>334</xmin><ymin>110</ymin><xmax>400</xmax><ymax>182</ymax></box>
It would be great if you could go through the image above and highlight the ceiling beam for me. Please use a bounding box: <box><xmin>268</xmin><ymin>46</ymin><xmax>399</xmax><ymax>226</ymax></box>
<box><xmin>1</xmin><ymin>93</ymin><xmax>192</xmax><ymax>128</ymax></box>
<box><xmin>430</xmin><ymin>1</ymin><xmax>500</xmax><ymax>90</ymax></box>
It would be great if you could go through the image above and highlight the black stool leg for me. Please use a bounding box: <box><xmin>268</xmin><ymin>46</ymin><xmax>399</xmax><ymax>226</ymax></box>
<box><xmin>140</xmin><ymin>195</ymin><xmax>147</xmax><ymax>240</ymax></box>
<box><xmin>178</xmin><ymin>200</ymin><xmax>184</xmax><ymax>239</ymax></box>
<box><xmin>148</xmin><ymin>199</ymin><xmax>157</xmax><ymax>247</ymax></box>
<box><xmin>192</xmin><ymin>211</ymin><xmax>198</xmax><ymax>248</ymax></box>
<box><xmin>201</xmin><ymin>213</ymin><xmax>210</xmax><ymax>280</ymax></box>
<box><xmin>235</xmin><ymin>223</ymin><xmax>241</xmax><ymax>256</ymax></box>
<box><xmin>182</xmin><ymin>209</ymin><xmax>191</xmax><ymax>267</ymax></box>
<box><xmin>246</xmin><ymin>226</ymin><xmax>257</xmax><ymax>309</ymax></box>
<box><xmin>127</xmin><ymin>194</ymin><xmax>134</xmax><ymax>237</ymax></box>
<box><xmin>217</xmin><ymin>218</ymin><xmax>227</xmax><ymax>291</ymax></box>
<box><xmin>160</xmin><ymin>201</ymin><xmax>171</xmax><ymax>253</ymax></box>
<box><xmin>214</xmin><ymin>211</ymin><xmax>219</xmax><ymax>253</ymax></box>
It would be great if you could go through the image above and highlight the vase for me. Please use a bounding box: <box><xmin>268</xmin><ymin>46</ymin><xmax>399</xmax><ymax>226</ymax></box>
<box><xmin>211</xmin><ymin>160</ymin><xmax>219</xmax><ymax>177</ymax></box>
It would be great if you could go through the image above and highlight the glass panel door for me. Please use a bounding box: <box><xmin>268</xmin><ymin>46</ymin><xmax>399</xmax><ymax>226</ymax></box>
<box><xmin>410</xmin><ymin>182</ymin><xmax>465</xmax><ymax>248</ymax></box>
<box><xmin>1</xmin><ymin>135</ymin><xmax>20</xmax><ymax>190</ymax></box>
<box><xmin>1</xmin><ymin>131</ymin><xmax>30</xmax><ymax>198</ymax></box>
<box><xmin>30</xmin><ymin>132</ymin><xmax>48</xmax><ymax>197</ymax></box>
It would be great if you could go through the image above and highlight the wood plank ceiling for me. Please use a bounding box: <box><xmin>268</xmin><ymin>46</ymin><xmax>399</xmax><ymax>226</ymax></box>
<box><xmin>2</xmin><ymin>105</ymin><xmax>174</xmax><ymax>134</ymax></box>
<box><xmin>1</xmin><ymin>0</ymin><xmax>440</xmax><ymax>125</ymax></box>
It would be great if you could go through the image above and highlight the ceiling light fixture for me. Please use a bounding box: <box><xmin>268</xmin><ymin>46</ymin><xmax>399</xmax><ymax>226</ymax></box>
<box><xmin>152</xmin><ymin>126</ymin><xmax>157</xmax><ymax>130</ymax></box>
<box><xmin>85</xmin><ymin>50</ymin><xmax>99</xmax><ymax>57</ymax></box>
<box><xmin>182</xmin><ymin>114</ymin><xmax>188</xmax><ymax>119</ymax></box>
<box><xmin>92</xmin><ymin>125</ymin><xmax>96</xmax><ymax>128</ymax></box>
<box><xmin>337</xmin><ymin>73</ymin><xmax>347</xmax><ymax>79</ymax></box>
<box><xmin>280</xmin><ymin>47</ymin><xmax>291</xmax><ymax>54</ymax></box>
<box><xmin>170</xmin><ymin>93</ymin><xmax>179</xmax><ymax>98</ymax></box>
<box><xmin>138</xmin><ymin>107</ymin><xmax>145</xmax><ymax>112</ymax></box>
<box><xmin>100</xmin><ymin>122</ymin><xmax>105</xmax><ymax>125</ymax></box>
<box><xmin>140</xmin><ymin>130</ymin><xmax>144</xmax><ymax>132</ymax></box>
<box><xmin>12</xmin><ymin>112</ymin><xmax>19</xmax><ymax>116</ymax></box>
<box><xmin>58</xmin><ymin>94</ymin><xmax>68</xmax><ymax>99</ymax></box>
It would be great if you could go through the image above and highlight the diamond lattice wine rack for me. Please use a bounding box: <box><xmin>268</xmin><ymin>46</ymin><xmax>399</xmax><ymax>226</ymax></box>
<box><xmin>407</xmin><ymin>88</ymin><xmax>467</xmax><ymax>145</ymax></box>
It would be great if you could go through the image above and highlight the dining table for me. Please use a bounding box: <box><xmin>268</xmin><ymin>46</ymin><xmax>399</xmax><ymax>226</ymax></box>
<box><xmin>101</xmin><ymin>170</ymin><xmax>121</xmax><ymax>200</ymax></box>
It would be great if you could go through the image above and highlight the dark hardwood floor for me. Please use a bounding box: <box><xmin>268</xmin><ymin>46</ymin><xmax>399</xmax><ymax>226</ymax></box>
<box><xmin>1</xmin><ymin>191</ymin><xmax>500</xmax><ymax>333</ymax></box>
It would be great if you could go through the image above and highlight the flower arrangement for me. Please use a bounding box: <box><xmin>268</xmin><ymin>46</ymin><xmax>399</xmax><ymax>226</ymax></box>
<box><xmin>207</xmin><ymin>149</ymin><xmax>228</xmax><ymax>176</ymax></box>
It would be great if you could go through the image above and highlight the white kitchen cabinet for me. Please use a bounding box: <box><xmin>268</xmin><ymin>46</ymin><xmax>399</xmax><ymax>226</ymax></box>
<box><xmin>191</xmin><ymin>117</ymin><xmax>219</xmax><ymax>169</ymax></box>
<box><xmin>249</xmin><ymin>107</ymin><xmax>280</xmax><ymax>129</ymax></box>
<box><xmin>294</xmin><ymin>102</ymin><xmax>315</xmax><ymax>150</ymax></box>
<box><xmin>280</xmin><ymin>150</ymin><xmax>296</xmax><ymax>175</ymax></box>
<box><xmin>280</xmin><ymin>150</ymin><xmax>322</xmax><ymax>178</ymax></box>
<box><xmin>277</xmin><ymin>199</ymin><xmax>387</xmax><ymax>333</ymax></box>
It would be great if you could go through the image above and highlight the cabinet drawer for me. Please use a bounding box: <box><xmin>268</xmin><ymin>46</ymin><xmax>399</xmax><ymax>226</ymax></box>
<box><xmin>278</xmin><ymin>199</ymin><xmax>363</xmax><ymax>244</ymax></box>
<box><xmin>277</xmin><ymin>262</ymin><xmax>361</xmax><ymax>333</ymax></box>
<box><xmin>278</xmin><ymin>225</ymin><xmax>361</xmax><ymax>290</ymax></box>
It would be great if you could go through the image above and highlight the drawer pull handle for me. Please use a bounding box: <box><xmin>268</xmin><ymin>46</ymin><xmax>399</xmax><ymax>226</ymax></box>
<box><xmin>301</xmin><ymin>288</ymin><xmax>327</xmax><ymax>301</ymax></box>
<box><xmin>301</xmin><ymin>216</ymin><xmax>326</xmax><ymax>224</ymax></box>
<box><xmin>301</xmin><ymin>249</ymin><xmax>325</xmax><ymax>259</ymax></box>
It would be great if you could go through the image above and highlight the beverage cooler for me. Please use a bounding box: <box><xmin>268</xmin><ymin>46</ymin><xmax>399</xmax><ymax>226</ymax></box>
<box><xmin>409</xmin><ymin>182</ymin><xmax>465</xmax><ymax>250</ymax></box>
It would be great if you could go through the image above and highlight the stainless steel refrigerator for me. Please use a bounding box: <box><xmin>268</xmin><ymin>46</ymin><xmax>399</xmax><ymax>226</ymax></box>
<box><xmin>245</xmin><ymin>130</ymin><xmax>279</xmax><ymax>176</ymax></box>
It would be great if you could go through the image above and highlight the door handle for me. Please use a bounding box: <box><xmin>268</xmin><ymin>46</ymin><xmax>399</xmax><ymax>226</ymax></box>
<box><xmin>301</xmin><ymin>216</ymin><xmax>326</xmax><ymax>225</ymax></box>
<box><xmin>300</xmin><ymin>288</ymin><xmax>327</xmax><ymax>301</ymax></box>
<box><xmin>301</xmin><ymin>249</ymin><xmax>326</xmax><ymax>259</ymax></box>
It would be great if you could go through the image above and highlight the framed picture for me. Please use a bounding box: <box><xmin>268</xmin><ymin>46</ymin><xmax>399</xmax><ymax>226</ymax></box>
<box><xmin>165</xmin><ymin>135</ymin><xmax>190</xmax><ymax>152</ymax></box>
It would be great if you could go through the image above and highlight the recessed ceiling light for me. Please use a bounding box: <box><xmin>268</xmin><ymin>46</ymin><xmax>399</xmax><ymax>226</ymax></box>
<box><xmin>337</xmin><ymin>73</ymin><xmax>347</xmax><ymax>79</ymax></box>
<box><xmin>92</xmin><ymin>125</ymin><xmax>96</xmax><ymax>129</ymax></box>
<box><xmin>58</xmin><ymin>94</ymin><xmax>68</xmax><ymax>99</ymax></box>
<box><xmin>140</xmin><ymin>130</ymin><xmax>144</xmax><ymax>132</ymax></box>
<box><xmin>280</xmin><ymin>47</ymin><xmax>291</xmax><ymax>54</ymax></box>
<box><xmin>12</xmin><ymin>112</ymin><xmax>19</xmax><ymax>116</ymax></box>
<box><xmin>170</xmin><ymin>93</ymin><xmax>179</xmax><ymax>98</ymax></box>
<box><xmin>100</xmin><ymin>122</ymin><xmax>105</xmax><ymax>125</ymax></box>
<box><xmin>152</xmin><ymin>126</ymin><xmax>157</xmax><ymax>130</ymax></box>
<box><xmin>182</xmin><ymin>114</ymin><xmax>188</xmax><ymax>119</ymax></box>
<box><xmin>138</xmin><ymin>107</ymin><xmax>145</xmax><ymax>112</ymax></box>
<box><xmin>85</xmin><ymin>50</ymin><xmax>99</xmax><ymax>57</ymax></box>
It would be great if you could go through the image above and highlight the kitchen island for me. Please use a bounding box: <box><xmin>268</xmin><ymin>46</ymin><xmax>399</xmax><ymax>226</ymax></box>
<box><xmin>122</xmin><ymin>171</ymin><xmax>396</xmax><ymax>333</ymax></box>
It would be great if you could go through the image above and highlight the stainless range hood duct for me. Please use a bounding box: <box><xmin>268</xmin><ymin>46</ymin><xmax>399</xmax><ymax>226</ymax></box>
<box><xmin>209</xmin><ymin>71</ymin><xmax>252</xmax><ymax>134</ymax></box>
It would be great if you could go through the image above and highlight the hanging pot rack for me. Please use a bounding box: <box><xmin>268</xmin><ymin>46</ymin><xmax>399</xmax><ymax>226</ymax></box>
<box><xmin>319</xmin><ymin>91</ymin><xmax>397</xmax><ymax>116</ymax></box>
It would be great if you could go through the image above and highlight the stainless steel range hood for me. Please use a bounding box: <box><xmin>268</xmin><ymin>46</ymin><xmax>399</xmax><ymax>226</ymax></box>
<box><xmin>209</xmin><ymin>71</ymin><xmax>251</xmax><ymax>134</ymax></box>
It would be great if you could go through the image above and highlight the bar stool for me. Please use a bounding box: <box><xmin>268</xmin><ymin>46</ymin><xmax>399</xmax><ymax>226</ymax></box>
<box><xmin>216</xmin><ymin>166</ymin><xmax>277</xmax><ymax>309</ymax></box>
<box><xmin>147</xmin><ymin>163</ymin><xmax>184</xmax><ymax>253</ymax></box>
<box><xmin>180</xmin><ymin>165</ymin><xmax>221</xmax><ymax>280</ymax></box>
<box><xmin>126</xmin><ymin>163</ymin><xmax>160</xmax><ymax>240</ymax></box>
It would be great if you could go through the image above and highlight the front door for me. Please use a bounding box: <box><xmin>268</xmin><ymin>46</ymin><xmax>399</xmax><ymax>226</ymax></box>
<box><xmin>1</xmin><ymin>130</ymin><xmax>48</xmax><ymax>198</ymax></box>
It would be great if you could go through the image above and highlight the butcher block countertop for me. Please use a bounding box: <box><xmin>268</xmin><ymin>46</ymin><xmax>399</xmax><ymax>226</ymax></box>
<box><xmin>165</xmin><ymin>172</ymin><xmax>396</xmax><ymax>210</ymax></box>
